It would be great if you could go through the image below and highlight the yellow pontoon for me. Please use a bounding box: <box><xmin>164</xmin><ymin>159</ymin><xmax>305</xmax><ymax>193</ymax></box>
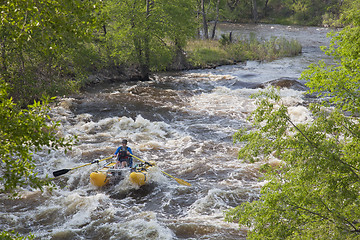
<box><xmin>90</xmin><ymin>162</ymin><xmax>154</xmax><ymax>187</ymax></box>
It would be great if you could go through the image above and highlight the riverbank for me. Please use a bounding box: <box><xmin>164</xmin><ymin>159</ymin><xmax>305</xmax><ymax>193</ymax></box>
<box><xmin>85</xmin><ymin>34</ymin><xmax>302</xmax><ymax>87</ymax></box>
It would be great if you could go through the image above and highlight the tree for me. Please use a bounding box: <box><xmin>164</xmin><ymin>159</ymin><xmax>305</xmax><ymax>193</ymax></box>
<box><xmin>226</xmin><ymin>1</ymin><xmax>360</xmax><ymax>238</ymax></box>
<box><xmin>211</xmin><ymin>0</ymin><xmax>221</xmax><ymax>39</ymax></box>
<box><xmin>201</xmin><ymin>0</ymin><xmax>209</xmax><ymax>39</ymax></box>
<box><xmin>306</xmin><ymin>0</ymin><xmax>360</xmax><ymax>114</ymax></box>
<box><xmin>0</xmin><ymin>81</ymin><xmax>73</xmax><ymax>196</ymax></box>
<box><xmin>251</xmin><ymin>0</ymin><xmax>258</xmax><ymax>23</ymax></box>
<box><xmin>101</xmin><ymin>0</ymin><xmax>197</xmax><ymax>80</ymax></box>
<box><xmin>0</xmin><ymin>0</ymin><xmax>100</xmax><ymax>104</ymax></box>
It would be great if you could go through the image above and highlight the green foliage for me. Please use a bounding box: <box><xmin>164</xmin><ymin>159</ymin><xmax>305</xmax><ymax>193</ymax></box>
<box><xmin>227</xmin><ymin>5</ymin><xmax>360</xmax><ymax>238</ymax></box>
<box><xmin>0</xmin><ymin>81</ymin><xmax>74</xmax><ymax>196</ymax></box>
<box><xmin>191</xmin><ymin>47</ymin><xmax>230</xmax><ymax>66</ymax></box>
<box><xmin>284</xmin><ymin>0</ymin><xmax>344</xmax><ymax>25</ymax></box>
<box><xmin>304</xmin><ymin>3</ymin><xmax>360</xmax><ymax>115</ymax></box>
<box><xmin>221</xmin><ymin>0</ymin><xmax>253</xmax><ymax>22</ymax></box>
<box><xmin>186</xmin><ymin>34</ymin><xmax>301</xmax><ymax>67</ymax></box>
<box><xmin>100</xmin><ymin>0</ymin><xmax>197</xmax><ymax>76</ymax></box>
<box><xmin>0</xmin><ymin>0</ymin><xmax>100</xmax><ymax>104</ymax></box>
<box><xmin>230</xmin><ymin>35</ymin><xmax>302</xmax><ymax>61</ymax></box>
<box><xmin>228</xmin><ymin>87</ymin><xmax>360</xmax><ymax>239</ymax></box>
<box><xmin>0</xmin><ymin>231</ymin><xmax>34</xmax><ymax>240</ymax></box>
<box><xmin>219</xmin><ymin>0</ymin><xmax>345</xmax><ymax>26</ymax></box>
<box><xmin>290</xmin><ymin>0</ymin><xmax>311</xmax><ymax>23</ymax></box>
<box><xmin>186</xmin><ymin>40</ymin><xmax>232</xmax><ymax>67</ymax></box>
<box><xmin>219</xmin><ymin>34</ymin><xmax>232</xmax><ymax>46</ymax></box>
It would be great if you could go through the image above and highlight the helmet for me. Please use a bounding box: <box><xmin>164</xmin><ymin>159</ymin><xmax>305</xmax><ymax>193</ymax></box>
<box><xmin>122</xmin><ymin>139</ymin><xmax>128</xmax><ymax>144</ymax></box>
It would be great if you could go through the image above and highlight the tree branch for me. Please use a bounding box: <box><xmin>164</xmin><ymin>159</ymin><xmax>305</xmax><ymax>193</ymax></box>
<box><xmin>285</xmin><ymin>116</ymin><xmax>360</xmax><ymax>175</ymax></box>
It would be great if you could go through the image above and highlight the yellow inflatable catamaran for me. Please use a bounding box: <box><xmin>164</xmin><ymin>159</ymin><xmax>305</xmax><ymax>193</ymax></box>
<box><xmin>90</xmin><ymin>162</ymin><xmax>154</xmax><ymax>187</ymax></box>
<box><xmin>53</xmin><ymin>154</ymin><xmax>191</xmax><ymax>187</ymax></box>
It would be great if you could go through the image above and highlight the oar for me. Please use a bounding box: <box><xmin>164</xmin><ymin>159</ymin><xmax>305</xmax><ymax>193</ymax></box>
<box><xmin>53</xmin><ymin>156</ymin><xmax>113</xmax><ymax>177</ymax></box>
<box><xmin>129</xmin><ymin>154</ymin><xmax>191</xmax><ymax>186</ymax></box>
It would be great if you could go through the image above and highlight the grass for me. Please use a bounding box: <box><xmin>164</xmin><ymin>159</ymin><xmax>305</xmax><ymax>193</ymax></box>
<box><xmin>185</xmin><ymin>40</ymin><xmax>234</xmax><ymax>68</ymax></box>
<box><xmin>185</xmin><ymin>34</ymin><xmax>302</xmax><ymax>68</ymax></box>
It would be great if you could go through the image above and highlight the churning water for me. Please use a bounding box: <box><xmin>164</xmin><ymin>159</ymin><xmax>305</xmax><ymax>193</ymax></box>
<box><xmin>1</xmin><ymin>24</ymin><xmax>334</xmax><ymax>239</ymax></box>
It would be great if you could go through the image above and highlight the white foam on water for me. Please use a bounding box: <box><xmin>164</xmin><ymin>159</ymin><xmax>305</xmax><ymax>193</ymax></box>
<box><xmin>147</xmin><ymin>167</ymin><xmax>169</xmax><ymax>184</ymax></box>
<box><xmin>174</xmin><ymin>188</ymin><xmax>247</xmax><ymax>235</ymax></box>
<box><xmin>109</xmin><ymin>115</ymin><xmax>179</xmax><ymax>144</ymax></box>
<box><xmin>186</xmin><ymin>86</ymin><xmax>308</xmax><ymax>122</ymax></box>
<box><xmin>288</xmin><ymin>105</ymin><xmax>313</xmax><ymax>124</ymax></box>
<box><xmin>38</xmin><ymin>83</ymin><xmax>311</xmax><ymax>240</ymax></box>
<box><xmin>188</xmin><ymin>188</ymin><xmax>231</xmax><ymax>215</ymax></box>
<box><xmin>60</xmin><ymin>193</ymin><xmax>108</xmax><ymax>227</ymax></box>
<box><xmin>181</xmin><ymin>72</ymin><xmax>236</xmax><ymax>82</ymax></box>
<box><xmin>187</xmin><ymin>86</ymin><xmax>257</xmax><ymax>119</ymax></box>
<box><xmin>101</xmin><ymin>215</ymin><xmax>174</xmax><ymax>240</ymax></box>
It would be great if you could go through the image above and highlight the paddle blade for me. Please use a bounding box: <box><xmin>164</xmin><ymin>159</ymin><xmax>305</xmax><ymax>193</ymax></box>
<box><xmin>175</xmin><ymin>178</ymin><xmax>191</xmax><ymax>186</ymax></box>
<box><xmin>53</xmin><ymin>169</ymin><xmax>71</xmax><ymax>177</ymax></box>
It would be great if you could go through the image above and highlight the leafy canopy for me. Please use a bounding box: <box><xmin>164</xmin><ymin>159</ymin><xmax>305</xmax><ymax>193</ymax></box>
<box><xmin>0</xmin><ymin>0</ymin><xmax>100</xmax><ymax>104</ymax></box>
<box><xmin>101</xmin><ymin>0</ymin><xmax>197</xmax><ymax>71</ymax></box>
<box><xmin>0</xmin><ymin>81</ymin><xmax>73</xmax><ymax>196</ymax></box>
<box><xmin>226</xmin><ymin>1</ymin><xmax>360</xmax><ymax>239</ymax></box>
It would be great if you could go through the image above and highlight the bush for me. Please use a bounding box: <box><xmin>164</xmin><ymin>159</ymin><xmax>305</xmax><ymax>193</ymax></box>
<box><xmin>0</xmin><ymin>231</ymin><xmax>34</xmax><ymax>240</ymax></box>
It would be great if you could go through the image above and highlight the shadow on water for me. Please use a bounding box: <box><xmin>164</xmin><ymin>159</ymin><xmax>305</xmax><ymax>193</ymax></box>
<box><xmin>109</xmin><ymin>183</ymin><xmax>158</xmax><ymax>201</ymax></box>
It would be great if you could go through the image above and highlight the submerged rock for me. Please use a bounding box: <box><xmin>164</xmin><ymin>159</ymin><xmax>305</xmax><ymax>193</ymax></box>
<box><xmin>259</xmin><ymin>77</ymin><xmax>309</xmax><ymax>91</ymax></box>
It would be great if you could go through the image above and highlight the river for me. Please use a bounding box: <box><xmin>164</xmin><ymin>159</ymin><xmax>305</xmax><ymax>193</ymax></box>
<box><xmin>1</xmin><ymin>24</ymin><xmax>335</xmax><ymax>240</ymax></box>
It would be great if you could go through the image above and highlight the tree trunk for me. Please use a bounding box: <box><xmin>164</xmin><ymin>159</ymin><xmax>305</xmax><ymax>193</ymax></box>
<box><xmin>252</xmin><ymin>0</ymin><xmax>258</xmax><ymax>23</ymax></box>
<box><xmin>131</xmin><ymin>1</ymin><xmax>150</xmax><ymax>81</ymax></box>
<box><xmin>102</xmin><ymin>25</ymin><xmax>107</xmax><ymax>36</ymax></box>
<box><xmin>201</xmin><ymin>0</ymin><xmax>208</xmax><ymax>39</ymax></box>
<box><xmin>1</xmin><ymin>40</ymin><xmax>7</xmax><ymax>73</ymax></box>
<box><xmin>142</xmin><ymin>0</ymin><xmax>151</xmax><ymax>80</ymax></box>
<box><xmin>263</xmin><ymin>0</ymin><xmax>269</xmax><ymax>17</ymax></box>
<box><xmin>211</xmin><ymin>0</ymin><xmax>221</xmax><ymax>39</ymax></box>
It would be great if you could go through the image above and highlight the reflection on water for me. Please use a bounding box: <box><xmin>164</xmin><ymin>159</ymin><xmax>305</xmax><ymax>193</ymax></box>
<box><xmin>0</xmin><ymin>24</ymin><xmax>334</xmax><ymax>240</ymax></box>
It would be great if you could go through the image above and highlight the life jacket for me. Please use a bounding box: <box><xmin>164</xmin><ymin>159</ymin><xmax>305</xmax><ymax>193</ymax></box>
<box><xmin>117</xmin><ymin>146</ymin><xmax>129</xmax><ymax>161</ymax></box>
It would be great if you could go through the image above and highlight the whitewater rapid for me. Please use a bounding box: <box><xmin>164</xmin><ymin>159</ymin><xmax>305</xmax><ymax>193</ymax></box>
<box><xmin>1</xmin><ymin>24</ymin><xmax>334</xmax><ymax>240</ymax></box>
